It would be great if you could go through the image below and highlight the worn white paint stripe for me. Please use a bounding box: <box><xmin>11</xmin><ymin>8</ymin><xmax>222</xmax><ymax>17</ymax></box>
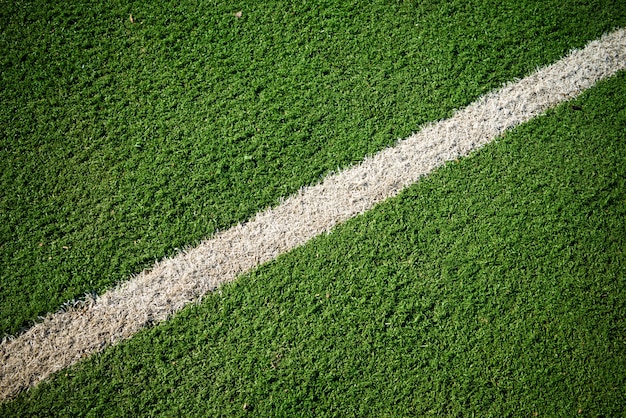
<box><xmin>2</xmin><ymin>28</ymin><xmax>625</xmax><ymax>402</ymax></box>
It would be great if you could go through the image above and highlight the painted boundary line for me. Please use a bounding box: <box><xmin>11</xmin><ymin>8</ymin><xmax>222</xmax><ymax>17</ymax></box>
<box><xmin>1</xmin><ymin>28</ymin><xmax>625</xmax><ymax>402</ymax></box>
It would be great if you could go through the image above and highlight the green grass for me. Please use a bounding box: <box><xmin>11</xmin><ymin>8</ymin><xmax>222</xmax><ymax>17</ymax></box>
<box><xmin>2</xmin><ymin>0</ymin><xmax>626</xmax><ymax>336</ymax></box>
<box><xmin>3</xmin><ymin>68</ymin><xmax>625</xmax><ymax>417</ymax></box>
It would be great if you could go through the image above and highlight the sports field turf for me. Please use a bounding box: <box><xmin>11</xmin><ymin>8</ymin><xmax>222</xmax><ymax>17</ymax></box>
<box><xmin>1</xmin><ymin>0</ymin><xmax>625</xmax><ymax>415</ymax></box>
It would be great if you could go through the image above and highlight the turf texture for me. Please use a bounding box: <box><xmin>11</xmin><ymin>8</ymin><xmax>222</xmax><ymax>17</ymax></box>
<box><xmin>2</xmin><ymin>0</ymin><xmax>626</xmax><ymax>337</ymax></box>
<box><xmin>2</xmin><ymin>66</ymin><xmax>625</xmax><ymax>416</ymax></box>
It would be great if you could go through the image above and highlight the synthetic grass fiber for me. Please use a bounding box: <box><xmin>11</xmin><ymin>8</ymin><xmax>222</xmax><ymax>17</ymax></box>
<box><xmin>3</xmin><ymin>68</ymin><xmax>625</xmax><ymax>417</ymax></box>
<box><xmin>2</xmin><ymin>0</ymin><xmax>626</xmax><ymax>338</ymax></box>
<box><xmin>2</xmin><ymin>27</ymin><xmax>625</xmax><ymax>402</ymax></box>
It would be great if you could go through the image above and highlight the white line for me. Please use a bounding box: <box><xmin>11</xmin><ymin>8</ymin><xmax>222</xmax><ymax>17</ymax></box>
<box><xmin>1</xmin><ymin>28</ymin><xmax>625</xmax><ymax>402</ymax></box>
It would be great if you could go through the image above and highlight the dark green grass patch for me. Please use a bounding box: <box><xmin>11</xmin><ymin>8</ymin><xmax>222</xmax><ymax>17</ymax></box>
<box><xmin>1</xmin><ymin>0</ymin><xmax>625</xmax><ymax>336</ymax></box>
<box><xmin>4</xmin><ymin>70</ymin><xmax>625</xmax><ymax>416</ymax></box>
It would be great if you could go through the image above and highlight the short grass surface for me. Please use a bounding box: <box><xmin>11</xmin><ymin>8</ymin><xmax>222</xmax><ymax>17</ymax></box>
<box><xmin>3</xmin><ymin>69</ymin><xmax>625</xmax><ymax>416</ymax></box>
<box><xmin>2</xmin><ymin>0</ymin><xmax>626</xmax><ymax>336</ymax></box>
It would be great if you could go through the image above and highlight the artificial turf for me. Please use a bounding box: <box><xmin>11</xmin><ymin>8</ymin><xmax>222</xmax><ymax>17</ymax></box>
<box><xmin>2</xmin><ymin>0</ymin><xmax>626</xmax><ymax>337</ymax></box>
<box><xmin>3</xmin><ymin>68</ymin><xmax>625</xmax><ymax>416</ymax></box>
